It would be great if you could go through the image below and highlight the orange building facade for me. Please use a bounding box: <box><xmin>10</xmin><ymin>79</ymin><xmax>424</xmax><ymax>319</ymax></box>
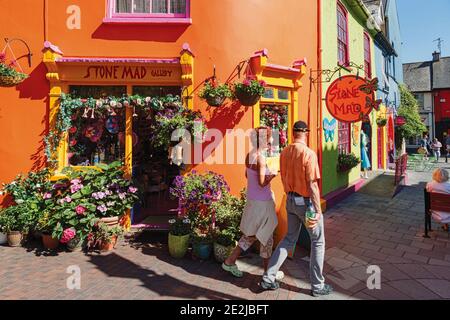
<box><xmin>0</xmin><ymin>1</ymin><xmax>320</xmax><ymax>235</ymax></box>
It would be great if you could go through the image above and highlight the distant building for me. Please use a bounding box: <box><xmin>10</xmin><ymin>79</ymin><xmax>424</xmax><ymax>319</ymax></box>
<box><xmin>403</xmin><ymin>51</ymin><xmax>450</xmax><ymax>149</ymax></box>
<box><xmin>363</xmin><ymin>0</ymin><xmax>403</xmax><ymax>168</ymax></box>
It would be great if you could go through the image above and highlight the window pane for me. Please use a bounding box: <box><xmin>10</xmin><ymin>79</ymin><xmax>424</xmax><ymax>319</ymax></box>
<box><xmin>133</xmin><ymin>0</ymin><xmax>150</xmax><ymax>13</ymax></box>
<box><xmin>263</xmin><ymin>87</ymin><xmax>275</xmax><ymax>99</ymax></box>
<box><xmin>67</xmin><ymin>86</ymin><xmax>127</xmax><ymax>167</ymax></box>
<box><xmin>152</xmin><ymin>0</ymin><xmax>168</xmax><ymax>13</ymax></box>
<box><xmin>170</xmin><ymin>0</ymin><xmax>186</xmax><ymax>14</ymax></box>
<box><xmin>116</xmin><ymin>0</ymin><xmax>132</xmax><ymax>13</ymax></box>
<box><xmin>278</xmin><ymin>89</ymin><xmax>289</xmax><ymax>100</ymax></box>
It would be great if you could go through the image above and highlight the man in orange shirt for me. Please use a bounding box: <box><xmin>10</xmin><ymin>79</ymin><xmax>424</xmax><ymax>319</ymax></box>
<box><xmin>260</xmin><ymin>121</ymin><xmax>333</xmax><ymax>297</ymax></box>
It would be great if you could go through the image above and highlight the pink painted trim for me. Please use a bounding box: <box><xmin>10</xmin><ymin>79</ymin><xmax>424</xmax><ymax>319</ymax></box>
<box><xmin>180</xmin><ymin>42</ymin><xmax>195</xmax><ymax>56</ymax></box>
<box><xmin>106</xmin><ymin>0</ymin><xmax>191</xmax><ymax>19</ymax></box>
<box><xmin>253</xmin><ymin>49</ymin><xmax>269</xmax><ymax>58</ymax></box>
<box><xmin>43</xmin><ymin>41</ymin><xmax>63</xmax><ymax>55</ymax></box>
<box><xmin>266</xmin><ymin>63</ymin><xmax>301</xmax><ymax>74</ymax></box>
<box><xmin>324</xmin><ymin>178</ymin><xmax>365</xmax><ymax>209</ymax></box>
<box><xmin>293</xmin><ymin>58</ymin><xmax>307</xmax><ymax>67</ymax></box>
<box><xmin>56</xmin><ymin>57</ymin><xmax>180</xmax><ymax>64</ymax></box>
<box><xmin>103</xmin><ymin>17</ymin><xmax>192</xmax><ymax>24</ymax></box>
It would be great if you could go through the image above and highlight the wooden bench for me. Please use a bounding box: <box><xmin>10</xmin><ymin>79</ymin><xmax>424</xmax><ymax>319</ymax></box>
<box><xmin>424</xmin><ymin>189</ymin><xmax>450</xmax><ymax>238</ymax></box>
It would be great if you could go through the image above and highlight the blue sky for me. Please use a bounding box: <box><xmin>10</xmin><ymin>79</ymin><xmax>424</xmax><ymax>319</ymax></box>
<box><xmin>398</xmin><ymin>0</ymin><xmax>450</xmax><ymax>63</ymax></box>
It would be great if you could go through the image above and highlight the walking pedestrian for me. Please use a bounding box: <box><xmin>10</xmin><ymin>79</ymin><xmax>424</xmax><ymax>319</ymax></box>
<box><xmin>430</xmin><ymin>138</ymin><xmax>443</xmax><ymax>162</ymax></box>
<box><xmin>420</xmin><ymin>134</ymin><xmax>430</xmax><ymax>161</ymax></box>
<box><xmin>222</xmin><ymin>127</ymin><xmax>281</xmax><ymax>279</ymax></box>
<box><xmin>444</xmin><ymin>133</ymin><xmax>450</xmax><ymax>163</ymax></box>
<box><xmin>259</xmin><ymin>121</ymin><xmax>333</xmax><ymax>297</ymax></box>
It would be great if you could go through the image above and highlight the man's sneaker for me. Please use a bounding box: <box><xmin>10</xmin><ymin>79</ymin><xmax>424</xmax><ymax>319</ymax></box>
<box><xmin>259</xmin><ymin>280</ymin><xmax>280</xmax><ymax>291</ymax></box>
<box><xmin>311</xmin><ymin>284</ymin><xmax>334</xmax><ymax>297</ymax></box>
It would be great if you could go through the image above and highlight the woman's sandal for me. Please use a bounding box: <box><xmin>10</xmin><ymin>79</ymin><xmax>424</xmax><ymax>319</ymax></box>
<box><xmin>222</xmin><ymin>263</ymin><xmax>243</xmax><ymax>278</ymax></box>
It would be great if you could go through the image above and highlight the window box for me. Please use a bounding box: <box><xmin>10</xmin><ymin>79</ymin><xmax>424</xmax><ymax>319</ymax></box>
<box><xmin>104</xmin><ymin>0</ymin><xmax>192</xmax><ymax>25</ymax></box>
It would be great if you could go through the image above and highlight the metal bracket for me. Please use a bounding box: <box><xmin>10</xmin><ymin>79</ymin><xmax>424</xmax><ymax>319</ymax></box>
<box><xmin>310</xmin><ymin>62</ymin><xmax>366</xmax><ymax>84</ymax></box>
<box><xmin>3</xmin><ymin>38</ymin><xmax>33</xmax><ymax>67</ymax></box>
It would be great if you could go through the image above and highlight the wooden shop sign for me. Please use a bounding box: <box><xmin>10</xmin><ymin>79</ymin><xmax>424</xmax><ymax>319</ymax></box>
<box><xmin>325</xmin><ymin>75</ymin><xmax>381</xmax><ymax>123</ymax></box>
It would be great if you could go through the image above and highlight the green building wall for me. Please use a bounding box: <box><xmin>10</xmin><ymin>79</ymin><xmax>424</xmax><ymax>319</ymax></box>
<box><xmin>321</xmin><ymin>0</ymin><xmax>379</xmax><ymax>196</ymax></box>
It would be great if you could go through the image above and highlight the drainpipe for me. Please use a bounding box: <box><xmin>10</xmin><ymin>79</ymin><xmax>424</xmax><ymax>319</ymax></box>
<box><xmin>317</xmin><ymin>0</ymin><xmax>323</xmax><ymax>195</ymax></box>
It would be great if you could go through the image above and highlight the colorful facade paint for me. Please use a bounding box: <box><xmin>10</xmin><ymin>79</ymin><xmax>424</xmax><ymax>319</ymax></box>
<box><xmin>320</xmin><ymin>0</ymin><xmax>385</xmax><ymax>201</ymax></box>
<box><xmin>0</xmin><ymin>0</ymin><xmax>319</xmax><ymax>236</ymax></box>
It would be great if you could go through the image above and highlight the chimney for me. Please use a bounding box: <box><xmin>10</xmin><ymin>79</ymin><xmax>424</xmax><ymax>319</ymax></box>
<box><xmin>432</xmin><ymin>51</ymin><xmax>441</xmax><ymax>62</ymax></box>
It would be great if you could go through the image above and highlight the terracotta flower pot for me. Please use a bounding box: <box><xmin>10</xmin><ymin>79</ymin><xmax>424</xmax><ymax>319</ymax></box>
<box><xmin>0</xmin><ymin>232</ymin><xmax>7</xmax><ymax>245</ymax></box>
<box><xmin>168</xmin><ymin>233</ymin><xmax>190</xmax><ymax>259</ymax></box>
<box><xmin>100</xmin><ymin>216</ymin><xmax>120</xmax><ymax>229</ymax></box>
<box><xmin>213</xmin><ymin>242</ymin><xmax>235</xmax><ymax>263</ymax></box>
<box><xmin>235</xmin><ymin>91</ymin><xmax>261</xmax><ymax>107</ymax></box>
<box><xmin>42</xmin><ymin>233</ymin><xmax>59</xmax><ymax>250</ymax></box>
<box><xmin>7</xmin><ymin>231</ymin><xmax>23</xmax><ymax>247</ymax></box>
<box><xmin>100</xmin><ymin>236</ymin><xmax>117</xmax><ymax>252</ymax></box>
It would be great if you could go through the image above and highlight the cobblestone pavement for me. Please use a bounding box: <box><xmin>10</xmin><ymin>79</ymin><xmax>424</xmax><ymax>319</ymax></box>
<box><xmin>1</xmin><ymin>163</ymin><xmax>449</xmax><ymax>300</ymax></box>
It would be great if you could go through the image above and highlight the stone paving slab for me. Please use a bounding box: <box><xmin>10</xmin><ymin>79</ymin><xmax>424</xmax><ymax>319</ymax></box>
<box><xmin>1</xmin><ymin>164</ymin><xmax>450</xmax><ymax>300</ymax></box>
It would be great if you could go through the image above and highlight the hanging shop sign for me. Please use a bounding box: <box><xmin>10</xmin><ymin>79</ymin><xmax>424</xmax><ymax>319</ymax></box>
<box><xmin>325</xmin><ymin>75</ymin><xmax>381</xmax><ymax>123</ymax></box>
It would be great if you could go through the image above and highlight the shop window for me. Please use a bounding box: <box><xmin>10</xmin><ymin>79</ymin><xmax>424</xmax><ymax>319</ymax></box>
<box><xmin>109</xmin><ymin>0</ymin><xmax>190</xmax><ymax>20</ymax></box>
<box><xmin>67</xmin><ymin>86</ymin><xmax>127</xmax><ymax>166</ymax></box>
<box><xmin>364</xmin><ymin>32</ymin><xmax>372</xmax><ymax>79</ymax></box>
<box><xmin>337</xmin><ymin>121</ymin><xmax>350</xmax><ymax>154</ymax></box>
<box><xmin>260</xmin><ymin>104</ymin><xmax>289</xmax><ymax>156</ymax></box>
<box><xmin>263</xmin><ymin>88</ymin><xmax>275</xmax><ymax>99</ymax></box>
<box><xmin>277</xmin><ymin>89</ymin><xmax>289</xmax><ymax>100</ymax></box>
<box><xmin>337</xmin><ymin>2</ymin><xmax>349</xmax><ymax>67</ymax></box>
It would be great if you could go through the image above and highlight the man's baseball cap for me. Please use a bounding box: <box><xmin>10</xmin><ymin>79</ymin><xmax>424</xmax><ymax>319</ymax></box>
<box><xmin>293</xmin><ymin>121</ymin><xmax>310</xmax><ymax>132</ymax></box>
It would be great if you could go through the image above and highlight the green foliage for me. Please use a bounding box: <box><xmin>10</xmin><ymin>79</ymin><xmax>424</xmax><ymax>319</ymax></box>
<box><xmin>214</xmin><ymin>228</ymin><xmax>236</xmax><ymax>247</ymax></box>
<box><xmin>168</xmin><ymin>217</ymin><xmax>191</xmax><ymax>236</ymax></box>
<box><xmin>211</xmin><ymin>189</ymin><xmax>246</xmax><ymax>242</ymax></box>
<box><xmin>0</xmin><ymin>204</ymin><xmax>35</xmax><ymax>233</ymax></box>
<box><xmin>397</xmin><ymin>84</ymin><xmax>427</xmax><ymax>140</ymax></box>
<box><xmin>337</xmin><ymin>153</ymin><xmax>361</xmax><ymax>172</ymax></box>
<box><xmin>376</xmin><ymin>117</ymin><xmax>387</xmax><ymax>127</ymax></box>
<box><xmin>199</xmin><ymin>82</ymin><xmax>233</xmax><ymax>100</ymax></box>
<box><xmin>233</xmin><ymin>79</ymin><xmax>266</xmax><ymax>97</ymax></box>
<box><xmin>0</xmin><ymin>53</ymin><xmax>28</xmax><ymax>80</ymax></box>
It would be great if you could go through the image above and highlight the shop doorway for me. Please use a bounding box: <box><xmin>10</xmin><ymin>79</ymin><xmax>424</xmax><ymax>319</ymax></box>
<box><xmin>131</xmin><ymin>86</ymin><xmax>184</xmax><ymax>227</ymax></box>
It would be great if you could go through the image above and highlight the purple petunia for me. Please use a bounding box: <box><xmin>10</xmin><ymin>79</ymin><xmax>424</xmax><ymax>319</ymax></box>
<box><xmin>128</xmin><ymin>186</ymin><xmax>137</xmax><ymax>194</ymax></box>
<box><xmin>97</xmin><ymin>205</ymin><xmax>107</xmax><ymax>213</ymax></box>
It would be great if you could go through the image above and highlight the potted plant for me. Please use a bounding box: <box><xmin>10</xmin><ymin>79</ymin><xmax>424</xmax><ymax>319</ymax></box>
<box><xmin>191</xmin><ymin>229</ymin><xmax>213</xmax><ymax>260</ymax></box>
<box><xmin>199</xmin><ymin>81</ymin><xmax>232</xmax><ymax>107</ymax></box>
<box><xmin>337</xmin><ymin>153</ymin><xmax>361</xmax><ymax>173</ymax></box>
<box><xmin>376</xmin><ymin>117</ymin><xmax>387</xmax><ymax>127</ymax></box>
<box><xmin>0</xmin><ymin>209</ymin><xmax>8</xmax><ymax>245</ymax></box>
<box><xmin>233</xmin><ymin>78</ymin><xmax>266</xmax><ymax>106</ymax></box>
<box><xmin>0</xmin><ymin>206</ymin><xmax>24</xmax><ymax>247</ymax></box>
<box><xmin>0</xmin><ymin>53</ymin><xmax>28</xmax><ymax>87</ymax></box>
<box><xmin>37</xmin><ymin>212</ymin><xmax>60</xmax><ymax>250</ymax></box>
<box><xmin>213</xmin><ymin>228</ymin><xmax>236</xmax><ymax>263</ymax></box>
<box><xmin>168</xmin><ymin>217</ymin><xmax>191</xmax><ymax>258</ymax></box>
<box><xmin>85</xmin><ymin>222</ymin><xmax>123</xmax><ymax>252</ymax></box>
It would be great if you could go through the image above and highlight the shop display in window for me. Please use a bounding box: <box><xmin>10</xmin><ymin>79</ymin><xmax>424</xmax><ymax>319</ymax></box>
<box><xmin>260</xmin><ymin>104</ymin><xmax>288</xmax><ymax>156</ymax></box>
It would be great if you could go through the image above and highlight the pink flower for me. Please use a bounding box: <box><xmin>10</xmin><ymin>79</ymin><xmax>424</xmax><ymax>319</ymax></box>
<box><xmin>69</xmin><ymin>126</ymin><xmax>77</xmax><ymax>134</ymax></box>
<box><xmin>71</xmin><ymin>179</ymin><xmax>81</xmax><ymax>185</ymax></box>
<box><xmin>118</xmin><ymin>192</ymin><xmax>126</xmax><ymax>200</ymax></box>
<box><xmin>65</xmin><ymin>196</ymin><xmax>72</xmax><ymax>203</ymax></box>
<box><xmin>43</xmin><ymin>192</ymin><xmax>52</xmax><ymax>199</ymax></box>
<box><xmin>243</xmin><ymin>79</ymin><xmax>251</xmax><ymax>86</ymax></box>
<box><xmin>75</xmin><ymin>205</ymin><xmax>86</xmax><ymax>216</ymax></box>
<box><xmin>0</xmin><ymin>52</ymin><xmax>6</xmax><ymax>63</ymax></box>
<box><xmin>97</xmin><ymin>205</ymin><xmax>107</xmax><ymax>213</ymax></box>
<box><xmin>60</xmin><ymin>228</ymin><xmax>76</xmax><ymax>244</ymax></box>
<box><xmin>128</xmin><ymin>186</ymin><xmax>137</xmax><ymax>194</ymax></box>
<box><xmin>70</xmin><ymin>140</ymin><xmax>77</xmax><ymax>147</ymax></box>
<box><xmin>259</xmin><ymin>80</ymin><xmax>267</xmax><ymax>87</ymax></box>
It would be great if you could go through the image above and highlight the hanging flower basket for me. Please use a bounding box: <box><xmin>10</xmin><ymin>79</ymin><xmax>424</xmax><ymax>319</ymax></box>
<box><xmin>206</xmin><ymin>95</ymin><xmax>226</xmax><ymax>107</ymax></box>
<box><xmin>233</xmin><ymin>79</ymin><xmax>266</xmax><ymax>107</ymax></box>
<box><xmin>199</xmin><ymin>82</ymin><xmax>232</xmax><ymax>107</ymax></box>
<box><xmin>337</xmin><ymin>153</ymin><xmax>360</xmax><ymax>173</ymax></box>
<box><xmin>0</xmin><ymin>73</ymin><xmax>28</xmax><ymax>87</ymax></box>
<box><xmin>0</xmin><ymin>53</ymin><xmax>28</xmax><ymax>87</ymax></box>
